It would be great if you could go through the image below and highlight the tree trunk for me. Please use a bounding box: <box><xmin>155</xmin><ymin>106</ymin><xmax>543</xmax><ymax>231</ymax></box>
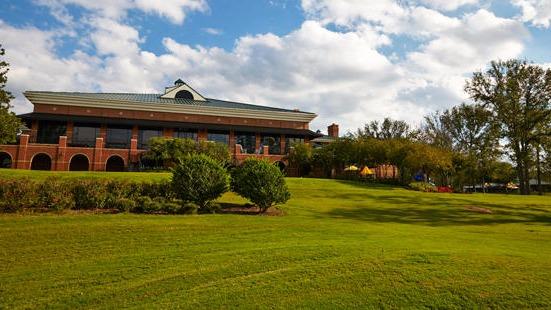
<box><xmin>516</xmin><ymin>159</ymin><xmax>525</xmax><ymax>195</ymax></box>
<box><xmin>537</xmin><ymin>146</ymin><xmax>543</xmax><ymax>196</ymax></box>
<box><xmin>524</xmin><ymin>160</ymin><xmax>531</xmax><ymax>195</ymax></box>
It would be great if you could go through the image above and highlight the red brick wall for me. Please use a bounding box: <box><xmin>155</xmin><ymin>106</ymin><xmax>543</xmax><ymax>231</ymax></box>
<box><xmin>0</xmin><ymin>134</ymin><xmax>288</xmax><ymax>172</ymax></box>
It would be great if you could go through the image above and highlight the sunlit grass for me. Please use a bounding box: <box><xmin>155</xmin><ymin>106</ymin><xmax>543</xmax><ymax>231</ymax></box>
<box><xmin>1</xmin><ymin>171</ymin><xmax>550</xmax><ymax>308</ymax></box>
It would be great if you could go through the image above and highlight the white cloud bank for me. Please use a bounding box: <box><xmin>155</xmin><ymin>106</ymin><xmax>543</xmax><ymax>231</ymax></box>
<box><xmin>512</xmin><ymin>0</ymin><xmax>551</xmax><ymax>28</ymax></box>
<box><xmin>0</xmin><ymin>0</ymin><xmax>535</xmax><ymax>133</ymax></box>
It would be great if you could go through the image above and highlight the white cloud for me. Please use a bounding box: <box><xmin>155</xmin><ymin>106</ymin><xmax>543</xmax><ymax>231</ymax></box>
<box><xmin>134</xmin><ymin>0</ymin><xmax>208</xmax><ymax>24</ymax></box>
<box><xmin>512</xmin><ymin>0</ymin><xmax>551</xmax><ymax>28</ymax></box>
<box><xmin>203</xmin><ymin>27</ymin><xmax>223</xmax><ymax>35</ymax></box>
<box><xmin>417</xmin><ymin>0</ymin><xmax>479</xmax><ymax>11</ymax></box>
<box><xmin>0</xmin><ymin>1</ymin><xmax>535</xmax><ymax>133</ymax></box>
<box><xmin>36</xmin><ymin>0</ymin><xmax>208</xmax><ymax>24</ymax></box>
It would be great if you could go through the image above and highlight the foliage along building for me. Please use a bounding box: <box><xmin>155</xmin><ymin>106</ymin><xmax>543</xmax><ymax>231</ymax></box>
<box><xmin>0</xmin><ymin>79</ymin><xmax>333</xmax><ymax>172</ymax></box>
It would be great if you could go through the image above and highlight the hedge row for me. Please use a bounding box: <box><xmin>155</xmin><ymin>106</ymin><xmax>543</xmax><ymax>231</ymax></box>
<box><xmin>0</xmin><ymin>177</ymin><xmax>197</xmax><ymax>214</ymax></box>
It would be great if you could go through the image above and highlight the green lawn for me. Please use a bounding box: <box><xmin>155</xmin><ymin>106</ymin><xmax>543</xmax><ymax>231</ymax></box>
<box><xmin>1</xmin><ymin>171</ymin><xmax>551</xmax><ymax>308</ymax></box>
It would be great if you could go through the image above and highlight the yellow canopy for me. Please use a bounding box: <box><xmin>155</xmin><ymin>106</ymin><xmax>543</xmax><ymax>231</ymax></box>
<box><xmin>344</xmin><ymin>165</ymin><xmax>359</xmax><ymax>171</ymax></box>
<box><xmin>360</xmin><ymin>167</ymin><xmax>375</xmax><ymax>176</ymax></box>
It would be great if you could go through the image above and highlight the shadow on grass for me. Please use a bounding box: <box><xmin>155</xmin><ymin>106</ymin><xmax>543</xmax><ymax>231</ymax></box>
<box><xmin>218</xmin><ymin>202</ymin><xmax>285</xmax><ymax>216</ymax></box>
<box><xmin>319</xmin><ymin>183</ymin><xmax>551</xmax><ymax>226</ymax></box>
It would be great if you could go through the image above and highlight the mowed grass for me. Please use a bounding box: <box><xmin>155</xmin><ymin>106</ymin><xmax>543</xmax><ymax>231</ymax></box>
<box><xmin>1</xmin><ymin>170</ymin><xmax>551</xmax><ymax>308</ymax></box>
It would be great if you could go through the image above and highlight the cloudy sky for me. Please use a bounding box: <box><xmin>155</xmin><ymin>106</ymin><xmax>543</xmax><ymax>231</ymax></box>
<box><xmin>1</xmin><ymin>0</ymin><xmax>550</xmax><ymax>133</ymax></box>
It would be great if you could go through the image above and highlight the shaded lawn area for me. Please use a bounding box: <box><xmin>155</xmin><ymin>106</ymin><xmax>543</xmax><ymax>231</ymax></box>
<box><xmin>1</xmin><ymin>172</ymin><xmax>551</xmax><ymax>308</ymax></box>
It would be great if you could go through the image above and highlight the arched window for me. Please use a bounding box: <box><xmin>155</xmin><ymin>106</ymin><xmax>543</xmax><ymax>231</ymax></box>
<box><xmin>0</xmin><ymin>152</ymin><xmax>12</xmax><ymax>168</ymax></box>
<box><xmin>175</xmin><ymin>90</ymin><xmax>194</xmax><ymax>100</ymax></box>
<box><xmin>31</xmin><ymin>153</ymin><xmax>52</xmax><ymax>170</ymax></box>
<box><xmin>69</xmin><ymin>154</ymin><xmax>89</xmax><ymax>171</ymax></box>
<box><xmin>106</xmin><ymin>155</ymin><xmax>125</xmax><ymax>172</ymax></box>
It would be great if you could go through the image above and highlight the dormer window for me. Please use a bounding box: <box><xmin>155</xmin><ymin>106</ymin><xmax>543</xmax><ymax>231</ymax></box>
<box><xmin>160</xmin><ymin>78</ymin><xmax>207</xmax><ymax>101</ymax></box>
<box><xmin>175</xmin><ymin>90</ymin><xmax>194</xmax><ymax>100</ymax></box>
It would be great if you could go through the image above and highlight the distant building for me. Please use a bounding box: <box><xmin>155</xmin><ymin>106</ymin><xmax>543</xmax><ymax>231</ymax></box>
<box><xmin>0</xmin><ymin>80</ymin><xmax>325</xmax><ymax>171</ymax></box>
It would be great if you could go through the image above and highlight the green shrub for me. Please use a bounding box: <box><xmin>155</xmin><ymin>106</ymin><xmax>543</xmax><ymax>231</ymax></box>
<box><xmin>0</xmin><ymin>177</ymin><xmax>176</xmax><ymax>213</ymax></box>
<box><xmin>37</xmin><ymin>177</ymin><xmax>74</xmax><ymax>210</ymax></box>
<box><xmin>0</xmin><ymin>178</ymin><xmax>38</xmax><ymax>212</ymax></box>
<box><xmin>111</xmin><ymin>198</ymin><xmax>136</xmax><ymax>213</ymax></box>
<box><xmin>140</xmin><ymin>179</ymin><xmax>174</xmax><ymax>200</ymax></box>
<box><xmin>408</xmin><ymin>182</ymin><xmax>437</xmax><ymax>192</ymax></box>
<box><xmin>180</xmin><ymin>202</ymin><xmax>198</xmax><ymax>215</ymax></box>
<box><xmin>72</xmin><ymin>179</ymin><xmax>109</xmax><ymax>209</ymax></box>
<box><xmin>171</xmin><ymin>154</ymin><xmax>229</xmax><ymax>210</ymax></box>
<box><xmin>231</xmin><ymin>158</ymin><xmax>290</xmax><ymax>213</ymax></box>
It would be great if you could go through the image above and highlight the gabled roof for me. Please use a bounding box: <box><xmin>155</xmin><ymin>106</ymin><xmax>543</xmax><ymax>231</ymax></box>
<box><xmin>24</xmin><ymin>91</ymin><xmax>314</xmax><ymax>114</ymax></box>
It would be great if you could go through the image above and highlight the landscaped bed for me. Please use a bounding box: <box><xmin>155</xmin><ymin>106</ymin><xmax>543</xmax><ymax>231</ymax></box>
<box><xmin>1</xmin><ymin>170</ymin><xmax>551</xmax><ymax>308</ymax></box>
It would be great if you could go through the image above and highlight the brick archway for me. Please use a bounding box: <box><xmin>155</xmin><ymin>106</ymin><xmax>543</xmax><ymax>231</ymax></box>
<box><xmin>69</xmin><ymin>154</ymin><xmax>90</xmax><ymax>171</ymax></box>
<box><xmin>0</xmin><ymin>152</ymin><xmax>12</xmax><ymax>168</ymax></box>
<box><xmin>31</xmin><ymin>153</ymin><xmax>52</xmax><ymax>171</ymax></box>
<box><xmin>106</xmin><ymin>155</ymin><xmax>125</xmax><ymax>172</ymax></box>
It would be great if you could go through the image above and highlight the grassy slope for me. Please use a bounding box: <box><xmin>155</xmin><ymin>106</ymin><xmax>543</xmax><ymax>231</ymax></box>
<box><xmin>1</xmin><ymin>171</ymin><xmax>551</xmax><ymax>308</ymax></box>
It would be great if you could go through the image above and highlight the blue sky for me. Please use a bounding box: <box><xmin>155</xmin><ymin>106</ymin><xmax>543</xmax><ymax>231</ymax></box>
<box><xmin>1</xmin><ymin>0</ymin><xmax>550</xmax><ymax>132</ymax></box>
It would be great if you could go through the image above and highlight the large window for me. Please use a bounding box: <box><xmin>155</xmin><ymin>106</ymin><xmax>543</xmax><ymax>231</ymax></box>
<box><xmin>37</xmin><ymin>121</ymin><xmax>66</xmax><ymax>144</ymax></box>
<box><xmin>71</xmin><ymin>123</ymin><xmax>100</xmax><ymax>147</ymax></box>
<box><xmin>106</xmin><ymin>125</ymin><xmax>132</xmax><ymax>149</ymax></box>
<box><xmin>138</xmin><ymin>127</ymin><xmax>163</xmax><ymax>149</ymax></box>
<box><xmin>207</xmin><ymin>130</ymin><xmax>229</xmax><ymax>145</ymax></box>
<box><xmin>235</xmin><ymin>132</ymin><xmax>256</xmax><ymax>154</ymax></box>
<box><xmin>285</xmin><ymin>136</ymin><xmax>305</xmax><ymax>153</ymax></box>
<box><xmin>260</xmin><ymin>134</ymin><xmax>281</xmax><ymax>155</ymax></box>
<box><xmin>173</xmin><ymin>128</ymin><xmax>197</xmax><ymax>141</ymax></box>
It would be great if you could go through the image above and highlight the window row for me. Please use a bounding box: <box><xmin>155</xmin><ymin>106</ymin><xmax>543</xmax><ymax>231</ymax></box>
<box><xmin>35</xmin><ymin>121</ymin><xmax>305</xmax><ymax>153</ymax></box>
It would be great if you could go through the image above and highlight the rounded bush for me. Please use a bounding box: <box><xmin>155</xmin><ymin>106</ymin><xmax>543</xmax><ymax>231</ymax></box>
<box><xmin>231</xmin><ymin>158</ymin><xmax>290</xmax><ymax>213</ymax></box>
<box><xmin>171</xmin><ymin>154</ymin><xmax>229</xmax><ymax>210</ymax></box>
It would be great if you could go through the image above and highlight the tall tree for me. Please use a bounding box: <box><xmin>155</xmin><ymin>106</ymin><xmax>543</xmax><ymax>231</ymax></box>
<box><xmin>0</xmin><ymin>44</ymin><xmax>22</xmax><ymax>144</ymax></box>
<box><xmin>355</xmin><ymin>118</ymin><xmax>417</xmax><ymax>140</ymax></box>
<box><xmin>465</xmin><ymin>59</ymin><xmax>551</xmax><ymax>195</ymax></box>
<box><xmin>421</xmin><ymin>111</ymin><xmax>453</xmax><ymax>149</ymax></box>
<box><xmin>441</xmin><ymin>103</ymin><xmax>500</xmax><ymax>192</ymax></box>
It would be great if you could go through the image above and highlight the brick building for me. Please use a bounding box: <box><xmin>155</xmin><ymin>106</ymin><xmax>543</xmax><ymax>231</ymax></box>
<box><xmin>0</xmin><ymin>80</ymin><xmax>326</xmax><ymax>172</ymax></box>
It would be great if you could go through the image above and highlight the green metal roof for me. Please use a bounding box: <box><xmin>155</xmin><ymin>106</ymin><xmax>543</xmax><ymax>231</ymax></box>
<box><xmin>25</xmin><ymin>91</ymin><xmax>315</xmax><ymax>114</ymax></box>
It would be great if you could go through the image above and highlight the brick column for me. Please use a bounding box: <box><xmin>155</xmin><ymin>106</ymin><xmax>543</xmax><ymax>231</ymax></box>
<box><xmin>66</xmin><ymin>121</ymin><xmax>74</xmax><ymax>144</ymax></box>
<box><xmin>56</xmin><ymin>136</ymin><xmax>67</xmax><ymax>171</ymax></box>
<box><xmin>164</xmin><ymin>128</ymin><xmax>173</xmax><ymax>138</ymax></box>
<box><xmin>130</xmin><ymin>138</ymin><xmax>138</xmax><ymax>165</ymax></box>
<box><xmin>93</xmin><ymin>137</ymin><xmax>104</xmax><ymax>171</ymax></box>
<box><xmin>229</xmin><ymin>130</ymin><xmax>235</xmax><ymax>153</ymax></box>
<box><xmin>16</xmin><ymin>134</ymin><xmax>29</xmax><ymax>169</ymax></box>
<box><xmin>198</xmin><ymin>129</ymin><xmax>207</xmax><ymax>142</ymax></box>
<box><xmin>99</xmin><ymin>124</ymin><xmax>107</xmax><ymax>140</ymax></box>
<box><xmin>255</xmin><ymin>133</ymin><xmax>261</xmax><ymax>152</ymax></box>
<box><xmin>263</xmin><ymin>145</ymin><xmax>270</xmax><ymax>156</ymax></box>
<box><xmin>280</xmin><ymin>134</ymin><xmax>286</xmax><ymax>155</ymax></box>
<box><xmin>30</xmin><ymin>120</ymin><xmax>39</xmax><ymax>143</ymax></box>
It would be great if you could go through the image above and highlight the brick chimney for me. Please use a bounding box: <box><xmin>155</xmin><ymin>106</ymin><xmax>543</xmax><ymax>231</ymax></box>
<box><xmin>328</xmin><ymin>123</ymin><xmax>339</xmax><ymax>138</ymax></box>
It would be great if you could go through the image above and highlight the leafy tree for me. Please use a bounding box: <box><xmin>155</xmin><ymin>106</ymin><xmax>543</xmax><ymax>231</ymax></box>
<box><xmin>143</xmin><ymin>137</ymin><xmax>196</xmax><ymax>168</ymax></box>
<box><xmin>231</xmin><ymin>158</ymin><xmax>290</xmax><ymax>213</ymax></box>
<box><xmin>489</xmin><ymin>161</ymin><xmax>516</xmax><ymax>184</ymax></box>
<box><xmin>143</xmin><ymin>137</ymin><xmax>230</xmax><ymax>169</ymax></box>
<box><xmin>465</xmin><ymin>59</ymin><xmax>551</xmax><ymax>195</ymax></box>
<box><xmin>403</xmin><ymin>143</ymin><xmax>453</xmax><ymax>185</ymax></box>
<box><xmin>442</xmin><ymin>103</ymin><xmax>500</xmax><ymax>192</ymax></box>
<box><xmin>0</xmin><ymin>44</ymin><xmax>22</xmax><ymax>144</ymax></box>
<box><xmin>355</xmin><ymin>117</ymin><xmax>417</xmax><ymax>140</ymax></box>
<box><xmin>197</xmin><ymin>140</ymin><xmax>231</xmax><ymax>165</ymax></box>
<box><xmin>421</xmin><ymin>111</ymin><xmax>453</xmax><ymax>150</ymax></box>
<box><xmin>171</xmin><ymin>154</ymin><xmax>229</xmax><ymax>211</ymax></box>
<box><xmin>285</xmin><ymin>142</ymin><xmax>312</xmax><ymax>177</ymax></box>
